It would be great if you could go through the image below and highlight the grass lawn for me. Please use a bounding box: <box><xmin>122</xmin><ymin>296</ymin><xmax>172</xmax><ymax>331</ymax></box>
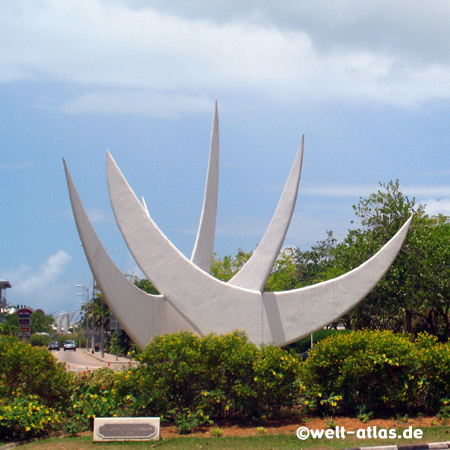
<box><xmin>16</xmin><ymin>425</ymin><xmax>450</xmax><ymax>450</ymax></box>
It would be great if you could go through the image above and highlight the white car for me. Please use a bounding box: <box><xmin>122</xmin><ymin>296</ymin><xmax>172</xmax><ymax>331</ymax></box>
<box><xmin>63</xmin><ymin>340</ymin><xmax>77</xmax><ymax>351</ymax></box>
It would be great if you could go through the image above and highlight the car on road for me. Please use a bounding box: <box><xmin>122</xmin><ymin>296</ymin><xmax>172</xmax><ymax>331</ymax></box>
<box><xmin>63</xmin><ymin>340</ymin><xmax>77</xmax><ymax>351</ymax></box>
<box><xmin>48</xmin><ymin>341</ymin><xmax>60</xmax><ymax>351</ymax></box>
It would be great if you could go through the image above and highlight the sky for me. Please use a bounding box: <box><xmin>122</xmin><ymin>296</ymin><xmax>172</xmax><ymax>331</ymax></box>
<box><xmin>1</xmin><ymin>0</ymin><xmax>449</xmax><ymax>317</ymax></box>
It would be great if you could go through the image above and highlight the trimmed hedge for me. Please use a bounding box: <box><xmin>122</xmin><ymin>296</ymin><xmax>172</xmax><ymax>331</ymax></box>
<box><xmin>2</xmin><ymin>329</ymin><xmax>450</xmax><ymax>439</ymax></box>
<box><xmin>0</xmin><ymin>337</ymin><xmax>69</xmax><ymax>441</ymax></box>
<box><xmin>117</xmin><ymin>331</ymin><xmax>302</xmax><ymax>432</ymax></box>
<box><xmin>299</xmin><ymin>330</ymin><xmax>450</xmax><ymax>416</ymax></box>
<box><xmin>0</xmin><ymin>336</ymin><xmax>70</xmax><ymax>409</ymax></box>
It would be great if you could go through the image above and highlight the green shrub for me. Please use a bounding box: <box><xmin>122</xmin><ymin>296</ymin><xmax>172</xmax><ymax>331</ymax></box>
<box><xmin>116</xmin><ymin>331</ymin><xmax>302</xmax><ymax>432</ymax></box>
<box><xmin>30</xmin><ymin>333</ymin><xmax>51</xmax><ymax>347</ymax></box>
<box><xmin>300</xmin><ymin>330</ymin><xmax>450</xmax><ymax>416</ymax></box>
<box><xmin>413</xmin><ymin>332</ymin><xmax>450</xmax><ymax>413</ymax></box>
<box><xmin>65</xmin><ymin>368</ymin><xmax>125</xmax><ymax>433</ymax></box>
<box><xmin>299</xmin><ymin>330</ymin><xmax>417</xmax><ymax>415</ymax></box>
<box><xmin>288</xmin><ymin>329</ymin><xmax>350</xmax><ymax>354</ymax></box>
<box><xmin>0</xmin><ymin>336</ymin><xmax>70</xmax><ymax>409</ymax></box>
<box><xmin>0</xmin><ymin>391</ymin><xmax>62</xmax><ymax>441</ymax></box>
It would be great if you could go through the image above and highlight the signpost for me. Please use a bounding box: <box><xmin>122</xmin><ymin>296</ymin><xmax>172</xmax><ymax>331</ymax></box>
<box><xmin>17</xmin><ymin>307</ymin><xmax>33</xmax><ymax>339</ymax></box>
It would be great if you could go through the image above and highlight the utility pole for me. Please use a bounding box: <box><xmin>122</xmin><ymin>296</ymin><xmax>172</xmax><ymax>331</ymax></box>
<box><xmin>100</xmin><ymin>296</ymin><xmax>104</xmax><ymax>358</ymax></box>
<box><xmin>92</xmin><ymin>282</ymin><xmax>95</xmax><ymax>354</ymax></box>
<box><xmin>77</xmin><ymin>285</ymin><xmax>90</xmax><ymax>351</ymax></box>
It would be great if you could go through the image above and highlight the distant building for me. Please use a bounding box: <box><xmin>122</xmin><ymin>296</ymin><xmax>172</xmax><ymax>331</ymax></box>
<box><xmin>0</xmin><ymin>280</ymin><xmax>12</xmax><ymax>323</ymax></box>
<box><xmin>0</xmin><ymin>280</ymin><xmax>11</xmax><ymax>302</ymax></box>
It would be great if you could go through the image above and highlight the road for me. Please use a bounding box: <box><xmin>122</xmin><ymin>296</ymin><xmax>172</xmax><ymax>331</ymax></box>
<box><xmin>52</xmin><ymin>348</ymin><xmax>136</xmax><ymax>372</ymax></box>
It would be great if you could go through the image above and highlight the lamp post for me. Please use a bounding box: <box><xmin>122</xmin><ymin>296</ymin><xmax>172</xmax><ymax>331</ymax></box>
<box><xmin>77</xmin><ymin>293</ymin><xmax>88</xmax><ymax>350</ymax></box>
<box><xmin>77</xmin><ymin>285</ymin><xmax>89</xmax><ymax>351</ymax></box>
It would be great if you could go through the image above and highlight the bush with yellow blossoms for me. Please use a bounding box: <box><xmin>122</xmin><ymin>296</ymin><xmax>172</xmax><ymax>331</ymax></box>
<box><xmin>300</xmin><ymin>330</ymin><xmax>450</xmax><ymax>416</ymax></box>
<box><xmin>65</xmin><ymin>368</ymin><xmax>126</xmax><ymax>434</ymax></box>
<box><xmin>0</xmin><ymin>391</ymin><xmax>62</xmax><ymax>441</ymax></box>
<box><xmin>0</xmin><ymin>336</ymin><xmax>70</xmax><ymax>409</ymax></box>
<box><xmin>116</xmin><ymin>330</ymin><xmax>302</xmax><ymax>433</ymax></box>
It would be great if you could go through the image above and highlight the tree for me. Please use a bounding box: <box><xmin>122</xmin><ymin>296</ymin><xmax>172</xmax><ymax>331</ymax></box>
<box><xmin>30</xmin><ymin>310</ymin><xmax>54</xmax><ymax>334</ymax></box>
<box><xmin>210</xmin><ymin>249</ymin><xmax>252</xmax><ymax>281</ymax></box>
<box><xmin>292</xmin><ymin>231</ymin><xmax>343</xmax><ymax>288</ymax></box>
<box><xmin>406</xmin><ymin>214</ymin><xmax>450</xmax><ymax>338</ymax></box>
<box><xmin>264</xmin><ymin>248</ymin><xmax>298</xmax><ymax>291</ymax></box>
<box><xmin>128</xmin><ymin>275</ymin><xmax>159</xmax><ymax>295</ymax></box>
<box><xmin>332</xmin><ymin>180</ymin><xmax>449</xmax><ymax>339</ymax></box>
<box><xmin>4</xmin><ymin>311</ymin><xmax>20</xmax><ymax>337</ymax></box>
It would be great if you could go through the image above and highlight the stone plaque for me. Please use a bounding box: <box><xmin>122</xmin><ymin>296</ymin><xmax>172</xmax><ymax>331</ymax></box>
<box><xmin>93</xmin><ymin>417</ymin><xmax>160</xmax><ymax>442</ymax></box>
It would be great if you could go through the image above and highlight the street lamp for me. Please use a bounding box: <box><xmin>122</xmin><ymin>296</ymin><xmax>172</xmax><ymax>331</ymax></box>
<box><xmin>77</xmin><ymin>285</ymin><xmax>90</xmax><ymax>351</ymax></box>
<box><xmin>77</xmin><ymin>292</ymin><xmax>88</xmax><ymax>351</ymax></box>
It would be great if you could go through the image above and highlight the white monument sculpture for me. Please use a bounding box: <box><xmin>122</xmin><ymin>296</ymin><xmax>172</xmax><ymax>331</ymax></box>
<box><xmin>64</xmin><ymin>103</ymin><xmax>412</xmax><ymax>350</ymax></box>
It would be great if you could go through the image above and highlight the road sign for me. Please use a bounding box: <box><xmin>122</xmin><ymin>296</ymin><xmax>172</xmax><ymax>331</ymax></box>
<box><xmin>17</xmin><ymin>308</ymin><xmax>33</xmax><ymax>336</ymax></box>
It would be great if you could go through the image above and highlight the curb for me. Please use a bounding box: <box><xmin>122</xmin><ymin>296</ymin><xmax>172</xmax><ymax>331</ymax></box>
<box><xmin>344</xmin><ymin>442</ymin><xmax>450</xmax><ymax>450</ymax></box>
<box><xmin>81</xmin><ymin>349</ymin><xmax>137</xmax><ymax>366</ymax></box>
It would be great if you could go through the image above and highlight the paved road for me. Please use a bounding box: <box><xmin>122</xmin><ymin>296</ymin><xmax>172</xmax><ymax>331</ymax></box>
<box><xmin>52</xmin><ymin>348</ymin><xmax>137</xmax><ymax>372</ymax></box>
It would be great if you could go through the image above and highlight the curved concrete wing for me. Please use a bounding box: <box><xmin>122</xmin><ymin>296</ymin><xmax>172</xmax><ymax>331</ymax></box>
<box><xmin>263</xmin><ymin>215</ymin><xmax>413</xmax><ymax>345</ymax></box>
<box><xmin>64</xmin><ymin>160</ymin><xmax>194</xmax><ymax>350</ymax></box>
<box><xmin>106</xmin><ymin>151</ymin><xmax>264</xmax><ymax>341</ymax></box>
<box><xmin>106</xmin><ymin>151</ymin><xmax>412</xmax><ymax>346</ymax></box>
<box><xmin>191</xmin><ymin>101</ymin><xmax>220</xmax><ymax>273</ymax></box>
<box><xmin>228</xmin><ymin>136</ymin><xmax>304</xmax><ymax>291</ymax></box>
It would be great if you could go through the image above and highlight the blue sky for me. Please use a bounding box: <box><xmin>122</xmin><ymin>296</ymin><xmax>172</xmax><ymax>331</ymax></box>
<box><xmin>1</xmin><ymin>0</ymin><xmax>449</xmax><ymax>317</ymax></box>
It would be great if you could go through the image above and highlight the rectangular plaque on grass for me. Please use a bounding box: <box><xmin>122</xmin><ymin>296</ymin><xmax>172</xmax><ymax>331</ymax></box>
<box><xmin>93</xmin><ymin>417</ymin><xmax>160</xmax><ymax>442</ymax></box>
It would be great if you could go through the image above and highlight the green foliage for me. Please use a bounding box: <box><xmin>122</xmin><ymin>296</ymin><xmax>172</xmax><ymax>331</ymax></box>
<box><xmin>105</xmin><ymin>329</ymin><xmax>134</xmax><ymax>357</ymax></box>
<box><xmin>0</xmin><ymin>391</ymin><xmax>62</xmax><ymax>441</ymax></box>
<box><xmin>116</xmin><ymin>331</ymin><xmax>301</xmax><ymax>432</ymax></box>
<box><xmin>0</xmin><ymin>336</ymin><xmax>70</xmax><ymax>409</ymax></box>
<box><xmin>287</xmin><ymin>329</ymin><xmax>350</xmax><ymax>354</ymax></box>
<box><xmin>413</xmin><ymin>333</ymin><xmax>450</xmax><ymax>413</ymax></box>
<box><xmin>265</xmin><ymin>249</ymin><xmax>298</xmax><ymax>291</ymax></box>
<box><xmin>210</xmin><ymin>426</ymin><xmax>223</xmax><ymax>437</ymax></box>
<box><xmin>30</xmin><ymin>333</ymin><xmax>51</xmax><ymax>347</ymax></box>
<box><xmin>300</xmin><ymin>330</ymin><xmax>450</xmax><ymax>415</ymax></box>
<box><xmin>210</xmin><ymin>250</ymin><xmax>252</xmax><ymax>282</ymax></box>
<box><xmin>128</xmin><ymin>275</ymin><xmax>159</xmax><ymax>295</ymax></box>
<box><xmin>3</xmin><ymin>312</ymin><xmax>20</xmax><ymax>337</ymax></box>
<box><xmin>293</xmin><ymin>230</ymin><xmax>341</xmax><ymax>287</ymax></box>
<box><xmin>300</xmin><ymin>330</ymin><xmax>416</xmax><ymax>414</ymax></box>
<box><xmin>65</xmin><ymin>368</ymin><xmax>125</xmax><ymax>434</ymax></box>
<box><xmin>331</xmin><ymin>181</ymin><xmax>449</xmax><ymax>337</ymax></box>
<box><xmin>30</xmin><ymin>310</ymin><xmax>54</xmax><ymax>335</ymax></box>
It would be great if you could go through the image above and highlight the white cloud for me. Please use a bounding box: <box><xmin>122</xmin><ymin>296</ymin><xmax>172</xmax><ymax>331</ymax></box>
<box><xmin>1</xmin><ymin>0</ymin><xmax>450</xmax><ymax>115</ymax></box>
<box><xmin>86</xmin><ymin>208</ymin><xmax>109</xmax><ymax>224</ymax></box>
<box><xmin>62</xmin><ymin>90</ymin><xmax>212</xmax><ymax>117</ymax></box>
<box><xmin>0</xmin><ymin>161</ymin><xmax>33</xmax><ymax>170</ymax></box>
<box><xmin>403</xmin><ymin>185</ymin><xmax>450</xmax><ymax>197</ymax></box>
<box><xmin>302</xmin><ymin>184</ymin><xmax>450</xmax><ymax>198</ymax></box>
<box><xmin>423</xmin><ymin>198</ymin><xmax>450</xmax><ymax>217</ymax></box>
<box><xmin>2</xmin><ymin>251</ymin><xmax>72</xmax><ymax>313</ymax></box>
<box><xmin>302</xmin><ymin>184</ymin><xmax>377</xmax><ymax>197</ymax></box>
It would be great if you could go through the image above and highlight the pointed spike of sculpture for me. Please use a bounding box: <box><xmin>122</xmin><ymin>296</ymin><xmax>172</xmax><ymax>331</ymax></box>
<box><xmin>121</xmin><ymin>103</ymin><xmax>304</xmax><ymax>289</ymax></box>
<box><xmin>191</xmin><ymin>100</ymin><xmax>220</xmax><ymax>272</ymax></box>
<box><xmin>65</xmin><ymin>105</ymin><xmax>412</xmax><ymax>348</ymax></box>
<box><xmin>63</xmin><ymin>159</ymin><xmax>196</xmax><ymax>350</ymax></box>
<box><xmin>262</xmin><ymin>215</ymin><xmax>413</xmax><ymax>345</ymax></box>
<box><xmin>228</xmin><ymin>135</ymin><xmax>304</xmax><ymax>291</ymax></box>
<box><xmin>105</xmin><ymin>150</ymin><xmax>412</xmax><ymax>346</ymax></box>
<box><xmin>64</xmin><ymin>103</ymin><xmax>305</xmax><ymax>349</ymax></box>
